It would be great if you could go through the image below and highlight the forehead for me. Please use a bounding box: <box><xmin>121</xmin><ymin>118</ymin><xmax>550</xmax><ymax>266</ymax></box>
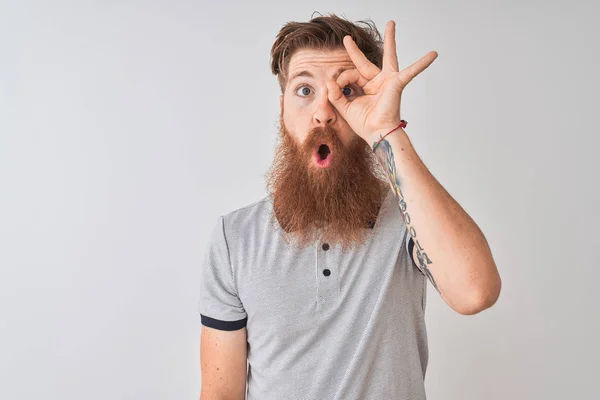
<box><xmin>287</xmin><ymin>48</ymin><xmax>355</xmax><ymax>81</ymax></box>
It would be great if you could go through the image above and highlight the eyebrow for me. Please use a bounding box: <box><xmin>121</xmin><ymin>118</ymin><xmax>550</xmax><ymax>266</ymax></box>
<box><xmin>288</xmin><ymin>66</ymin><xmax>348</xmax><ymax>83</ymax></box>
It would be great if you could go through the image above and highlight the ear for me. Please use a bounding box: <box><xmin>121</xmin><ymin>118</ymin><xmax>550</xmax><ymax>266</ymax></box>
<box><xmin>279</xmin><ymin>95</ymin><xmax>283</xmax><ymax>114</ymax></box>
<box><xmin>278</xmin><ymin>95</ymin><xmax>286</xmax><ymax>137</ymax></box>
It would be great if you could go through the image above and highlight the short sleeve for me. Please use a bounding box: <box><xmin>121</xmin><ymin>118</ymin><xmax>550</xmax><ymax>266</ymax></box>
<box><xmin>405</xmin><ymin>226</ymin><xmax>439</xmax><ymax>295</ymax></box>
<box><xmin>198</xmin><ymin>216</ymin><xmax>247</xmax><ymax>331</ymax></box>
<box><xmin>405</xmin><ymin>228</ymin><xmax>422</xmax><ymax>274</ymax></box>
<box><xmin>406</xmin><ymin>228</ymin><xmax>428</xmax><ymax>311</ymax></box>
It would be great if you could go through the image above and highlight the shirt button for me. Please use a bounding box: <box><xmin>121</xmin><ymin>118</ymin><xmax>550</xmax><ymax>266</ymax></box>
<box><xmin>322</xmin><ymin>243</ymin><xmax>330</xmax><ymax>251</ymax></box>
<box><xmin>323</xmin><ymin>269</ymin><xmax>331</xmax><ymax>276</ymax></box>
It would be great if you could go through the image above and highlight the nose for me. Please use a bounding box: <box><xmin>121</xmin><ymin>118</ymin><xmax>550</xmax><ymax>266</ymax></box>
<box><xmin>312</xmin><ymin>93</ymin><xmax>337</xmax><ymax>127</ymax></box>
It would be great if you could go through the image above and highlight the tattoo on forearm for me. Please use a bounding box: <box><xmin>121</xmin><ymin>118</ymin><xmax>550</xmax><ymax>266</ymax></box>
<box><xmin>373</xmin><ymin>137</ymin><xmax>439</xmax><ymax>292</ymax></box>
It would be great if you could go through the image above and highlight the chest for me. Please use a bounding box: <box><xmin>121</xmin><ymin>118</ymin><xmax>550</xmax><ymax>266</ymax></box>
<box><xmin>233</xmin><ymin>233</ymin><xmax>417</xmax><ymax>336</ymax></box>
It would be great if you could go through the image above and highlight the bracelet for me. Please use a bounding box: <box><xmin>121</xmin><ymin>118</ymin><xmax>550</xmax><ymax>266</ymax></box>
<box><xmin>372</xmin><ymin>120</ymin><xmax>407</xmax><ymax>151</ymax></box>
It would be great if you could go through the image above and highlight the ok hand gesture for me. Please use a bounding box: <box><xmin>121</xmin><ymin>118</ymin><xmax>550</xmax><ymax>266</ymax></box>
<box><xmin>326</xmin><ymin>20</ymin><xmax>438</xmax><ymax>145</ymax></box>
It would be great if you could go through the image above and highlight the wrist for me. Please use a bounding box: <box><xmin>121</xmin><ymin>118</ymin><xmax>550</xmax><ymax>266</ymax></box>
<box><xmin>370</xmin><ymin>121</ymin><xmax>408</xmax><ymax>150</ymax></box>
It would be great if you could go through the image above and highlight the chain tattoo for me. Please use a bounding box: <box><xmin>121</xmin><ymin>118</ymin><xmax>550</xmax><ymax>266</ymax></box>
<box><xmin>372</xmin><ymin>137</ymin><xmax>439</xmax><ymax>292</ymax></box>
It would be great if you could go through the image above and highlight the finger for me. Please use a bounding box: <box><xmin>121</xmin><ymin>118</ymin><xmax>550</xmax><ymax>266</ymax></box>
<box><xmin>336</xmin><ymin>69</ymin><xmax>369</xmax><ymax>89</ymax></box>
<box><xmin>343</xmin><ymin>35</ymin><xmax>380</xmax><ymax>80</ymax></box>
<box><xmin>326</xmin><ymin>79</ymin><xmax>351</xmax><ymax>120</ymax></box>
<box><xmin>398</xmin><ymin>50</ymin><xmax>438</xmax><ymax>86</ymax></box>
<box><xmin>383</xmin><ymin>20</ymin><xmax>399</xmax><ymax>72</ymax></box>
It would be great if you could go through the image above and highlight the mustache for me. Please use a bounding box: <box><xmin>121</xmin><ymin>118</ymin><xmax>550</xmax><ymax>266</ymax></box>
<box><xmin>302</xmin><ymin>125</ymin><xmax>343</xmax><ymax>153</ymax></box>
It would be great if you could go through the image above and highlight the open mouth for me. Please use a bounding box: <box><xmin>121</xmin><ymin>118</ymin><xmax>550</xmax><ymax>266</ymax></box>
<box><xmin>318</xmin><ymin>144</ymin><xmax>330</xmax><ymax>160</ymax></box>
<box><xmin>314</xmin><ymin>144</ymin><xmax>333</xmax><ymax>168</ymax></box>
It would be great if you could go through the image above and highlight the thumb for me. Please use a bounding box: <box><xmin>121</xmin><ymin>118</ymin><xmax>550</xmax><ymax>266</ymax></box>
<box><xmin>326</xmin><ymin>80</ymin><xmax>350</xmax><ymax>120</ymax></box>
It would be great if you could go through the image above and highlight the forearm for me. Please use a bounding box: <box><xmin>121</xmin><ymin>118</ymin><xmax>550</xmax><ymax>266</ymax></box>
<box><xmin>371</xmin><ymin>128</ymin><xmax>501</xmax><ymax>314</ymax></box>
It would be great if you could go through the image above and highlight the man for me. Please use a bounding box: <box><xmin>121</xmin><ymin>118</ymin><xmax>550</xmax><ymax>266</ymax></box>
<box><xmin>198</xmin><ymin>14</ymin><xmax>501</xmax><ymax>400</ymax></box>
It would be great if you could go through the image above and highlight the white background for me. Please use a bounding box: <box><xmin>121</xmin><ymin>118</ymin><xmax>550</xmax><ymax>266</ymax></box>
<box><xmin>1</xmin><ymin>1</ymin><xmax>598</xmax><ymax>399</ymax></box>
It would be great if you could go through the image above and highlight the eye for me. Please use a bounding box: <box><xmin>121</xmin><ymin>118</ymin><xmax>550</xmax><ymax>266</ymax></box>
<box><xmin>295</xmin><ymin>85</ymin><xmax>312</xmax><ymax>97</ymax></box>
<box><xmin>342</xmin><ymin>86</ymin><xmax>357</xmax><ymax>97</ymax></box>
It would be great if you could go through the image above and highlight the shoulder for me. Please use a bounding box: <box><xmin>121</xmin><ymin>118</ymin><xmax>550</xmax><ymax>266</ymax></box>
<box><xmin>220</xmin><ymin>196</ymin><xmax>275</xmax><ymax>241</ymax></box>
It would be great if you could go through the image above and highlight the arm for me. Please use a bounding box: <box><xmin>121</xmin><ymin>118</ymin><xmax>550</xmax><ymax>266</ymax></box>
<box><xmin>324</xmin><ymin>21</ymin><xmax>501</xmax><ymax>314</ymax></box>
<box><xmin>200</xmin><ymin>326</ymin><xmax>247</xmax><ymax>400</ymax></box>
<box><xmin>198</xmin><ymin>215</ymin><xmax>249</xmax><ymax>398</ymax></box>
<box><xmin>373</xmin><ymin>128</ymin><xmax>501</xmax><ymax>315</ymax></box>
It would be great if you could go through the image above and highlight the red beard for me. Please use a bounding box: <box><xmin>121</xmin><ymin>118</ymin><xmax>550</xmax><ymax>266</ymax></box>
<box><xmin>265</xmin><ymin>119</ymin><xmax>387</xmax><ymax>251</ymax></box>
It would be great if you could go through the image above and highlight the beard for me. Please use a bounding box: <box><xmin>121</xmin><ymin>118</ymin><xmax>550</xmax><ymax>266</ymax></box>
<box><xmin>265</xmin><ymin>117</ymin><xmax>388</xmax><ymax>251</ymax></box>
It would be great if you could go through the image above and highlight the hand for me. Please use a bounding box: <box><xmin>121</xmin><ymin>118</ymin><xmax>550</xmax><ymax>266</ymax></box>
<box><xmin>326</xmin><ymin>20</ymin><xmax>438</xmax><ymax>145</ymax></box>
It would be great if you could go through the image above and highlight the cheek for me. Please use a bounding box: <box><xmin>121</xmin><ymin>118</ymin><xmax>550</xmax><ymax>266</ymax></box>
<box><xmin>337</xmin><ymin>126</ymin><xmax>359</xmax><ymax>147</ymax></box>
<box><xmin>284</xmin><ymin>100</ymin><xmax>310</xmax><ymax>121</ymax></box>
<box><xmin>282</xmin><ymin>108</ymin><xmax>310</xmax><ymax>141</ymax></box>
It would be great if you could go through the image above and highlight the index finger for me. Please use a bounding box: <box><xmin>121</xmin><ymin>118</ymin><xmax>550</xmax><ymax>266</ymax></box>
<box><xmin>336</xmin><ymin>68</ymin><xmax>369</xmax><ymax>89</ymax></box>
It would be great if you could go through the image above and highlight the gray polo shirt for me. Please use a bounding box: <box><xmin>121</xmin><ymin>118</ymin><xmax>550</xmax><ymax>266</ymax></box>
<box><xmin>198</xmin><ymin>186</ymin><xmax>429</xmax><ymax>399</ymax></box>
